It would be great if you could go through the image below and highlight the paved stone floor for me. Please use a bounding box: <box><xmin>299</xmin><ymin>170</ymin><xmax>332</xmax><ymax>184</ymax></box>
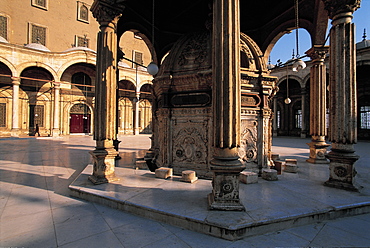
<box><xmin>1</xmin><ymin>134</ymin><xmax>370</xmax><ymax>247</ymax></box>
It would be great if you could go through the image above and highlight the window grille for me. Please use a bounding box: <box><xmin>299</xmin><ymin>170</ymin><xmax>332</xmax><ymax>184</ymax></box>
<box><xmin>32</xmin><ymin>0</ymin><xmax>47</xmax><ymax>9</ymax></box>
<box><xmin>0</xmin><ymin>16</ymin><xmax>8</xmax><ymax>40</ymax></box>
<box><xmin>326</xmin><ymin>108</ymin><xmax>329</xmax><ymax>129</ymax></box>
<box><xmin>77</xmin><ymin>2</ymin><xmax>89</xmax><ymax>23</ymax></box>
<box><xmin>0</xmin><ymin>103</ymin><xmax>6</xmax><ymax>127</ymax></box>
<box><xmin>31</xmin><ymin>24</ymin><xmax>46</xmax><ymax>45</ymax></box>
<box><xmin>34</xmin><ymin>105</ymin><xmax>44</xmax><ymax>127</ymax></box>
<box><xmin>295</xmin><ymin>109</ymin><xmax>302</xmax><ymax>129</ymax></box>
<box><xmin>76</xmin><ymin>35</ymin><xmax>89</xmax><ymax>47</ymax></box>
<box><xmin>80</xmin><ymin>5</ymin><xmax>88</xmax><ymax>21</ymax></box>
<box><xmin>133</xmin><ymin>51</ymin><xmax>143</xmax><ymax>68</ymax></box>
<box><xmin>360</xmin><ymin>106</ymin><xmax>370</xmax><ymax>129</ymax></box>
<box><xmin>277</xmin><ymin>110</ymin><xmax>280</xmax><ymax>129</ymax></box>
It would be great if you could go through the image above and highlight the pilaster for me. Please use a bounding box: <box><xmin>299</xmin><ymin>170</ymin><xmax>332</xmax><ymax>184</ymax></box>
<box><xmin>11</xmin><ymin>77</ymin><xmax>20</xmax><ymax>137</ymax></box>
<box><xmin>306</xmin><ymin>45</ymin><xmax>330</xmax><ymax>164</ymax></box>
<box><xmin>89</xmin><ymin>0</ymin><xmax>124</xmax><ymax>184</ymax></box>
<box><xmin>209</xmin><ymin>0</ymin><xmax>245</xmax><ymax>211</ymax></box>
<box><xmin>322</xmin><ymin>0</ymin><xmax>360</xmax><ymax>190</ymax></box>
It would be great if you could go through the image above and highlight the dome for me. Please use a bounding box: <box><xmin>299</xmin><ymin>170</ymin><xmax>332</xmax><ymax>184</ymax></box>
<box><xmin>24</xmin><ymin>43</ymin><xmax>50</xmax><ymax>52</ymax></box>
<box><xmin>155</xmin><ymin>31</ymin><xmax>268</xmax><ymax>93</ymax></box>
<box><xmin>356</xmin><ymin>39</ymin><xmax>370</xmax><ymax>50</ymax></box>
<box><xmin>63</xmin><ymin>46</ymin><xmax>96</xmax><ymax>53</ymax></box>
<box><xmin>0</xmin><ymin>36</ymin><xmax>8</xmax><ymax>43</ymax></box>
<box><xmin>158</xmin><ymin>32</ymin><xmax>212</xmax><ymax>77</ymax></box>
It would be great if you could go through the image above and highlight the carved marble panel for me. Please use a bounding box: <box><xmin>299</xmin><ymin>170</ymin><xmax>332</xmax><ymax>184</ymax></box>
<box><xmin>170</xmin><ymin>108</ymin><xmax>212</xmax><ymax>178</ymax></box>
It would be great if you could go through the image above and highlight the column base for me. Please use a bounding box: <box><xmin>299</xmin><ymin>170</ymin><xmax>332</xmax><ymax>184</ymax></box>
<box><xmin>52</xmin><ymin>128</ymin><xmax>60</xmax><ymax>137</ymax></box>
<box><xmin>325</xmin><ymin>144</ymin><xmax>359</xmax><ymax>191</ymax></box>
<box><xmin>209</xmin><ymin>149</ymin><xmax>245</xmax><ymax>211</ymax></box>
<box><xmin>89</xmin><ymin>147</ymin><xmax>119</xmax><ymax>185</ymax></box>
<box><xmin>10</xmin><ymin>128</ymin><xmax>20</xmax><ymax>137</ymax></box>
<box><xmin>324</xmin><ymin>179</ymin><xmax>359</xmax><ymax>192</ymax></box>
<box><xmin>208</xmin><ymin>192</ymin><xmax>245</xmax><ymax>211</ymax></box>
<box><xmin>306</xmin><ymin>139</ymin><xmax>330</xmax><ymax>164</ymax></box>
<box><xmin>88</xmin><ymin>173</ymin><xmax>120</xmax><ymax>185</ymax></box>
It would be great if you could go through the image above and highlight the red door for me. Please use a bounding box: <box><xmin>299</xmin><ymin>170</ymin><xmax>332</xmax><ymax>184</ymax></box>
<box><xmin>70</xmin><ymin>114</ymin><xmax>90</xmax><ymax>133</ymax></box>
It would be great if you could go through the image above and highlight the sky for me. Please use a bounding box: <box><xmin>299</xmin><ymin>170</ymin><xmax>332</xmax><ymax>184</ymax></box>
<box><xmin>269</xmin><ymin>1</ymin><xmax>370</xmax><ymax>65</ymax></box>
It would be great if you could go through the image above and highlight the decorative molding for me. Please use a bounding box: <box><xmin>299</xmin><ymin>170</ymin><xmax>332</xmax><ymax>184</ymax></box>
<box><xmin>239</xmin><ymin>124</ymin><xmax>258</xmax><ymax>163</ymax></box>
<box><xmin>306</xmin><ymin>45</ymin><xmax>329</xmax><ymax>61</ymax></box>
<box><xmin>322</xmin><ymin>0</ymin><xmax>361</xmax><ymax>19</ymax></box>
<box><xmin>178</xmin><ymin>32</ymin><xmax>210</xmax><ymax>68</ymax></box>
<box><xmin>172</xmin><ymin>127</ymin><xmax>208</xmax><ymax>164</ymax></box>
<box><xmin>90</xmin><ymin>0</ymin><xmax>124</xmax><ymax>24</ymax></box>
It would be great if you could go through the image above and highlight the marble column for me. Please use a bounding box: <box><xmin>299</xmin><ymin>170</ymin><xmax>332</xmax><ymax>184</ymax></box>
<box><xmin>323</xmin><ymin>0</ymin><xmax>361</xmax><ymax>190</ymax></box>
<box><xmin>89</xmin><ymin>1</ymin><xmax>124</xmax><ymax>184</ymax></box>
<box><xmin>134</xmin><ymin>92</ymin><xmax>140</xmax><ymax>135</ymax></box>
<box><xmin>272</xmin><ymin>97</ymin><xmax>278</xmax><ymax>137</ymax></box>
<box><xmin>300</xmin><ymin>88</ymin><xmax>307</xmax><ymax>138</ymax></box>
<box><xmin>306</xmin><ymin>45</ymin><xmax>330</xmax><ymax>164</ymax></box>
<box><xmin>52</xmin><ymin>82</ymin><xmax>60</xmax><ymax>137</ymax></box>
<box><xmin>209</xmin><ymin>0</ymin><xmax>245</xmax><ymax>211</ymax></box>
<box><xmin>11</xmin><ymin>77</ymin><xmax>20</xmax><ymax>137</ymax></box>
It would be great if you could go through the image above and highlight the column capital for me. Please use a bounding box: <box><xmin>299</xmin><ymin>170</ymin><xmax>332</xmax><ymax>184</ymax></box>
<box><xmin>306</xmin><ymin>45</ymin><xmax>329</xmax><ymax>62</ymax></box>
<box><xmin>53</xmin><ymin>81</ymin><xmax>61</xmax><ymax>88</ymax></box>
<box><xmin>11</xmin><ymin>77</ymin><xmax>20</xmax><ymax>84</ymax></box>
<box><xmin>322</xmin><ymin>0</ymin><xmax>361</xmax><ymax>20</ymax></box>
<box><xmin>91</xmin><ymin>0</ymin><xmax>124</xmax><ymax>25</ymax></box>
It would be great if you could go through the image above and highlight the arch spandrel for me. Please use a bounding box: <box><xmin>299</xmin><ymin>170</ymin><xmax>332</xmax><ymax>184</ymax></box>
<box><xmin>0</xmin><ymin>57</ymin><xmax>17</xmax><ymax>77</ymax></box>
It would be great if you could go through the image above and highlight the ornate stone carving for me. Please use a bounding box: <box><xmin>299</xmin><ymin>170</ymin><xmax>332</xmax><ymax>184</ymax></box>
<box><xmin>241</xmin><ymin>93</ymin><xmax>260</xmax><ymax>107</ymax></box>
<box><xmin>322</xmin><ymin>0</ymin><xmax>361</xmax><ymax>19</ymax></box>
<box><xmin>90</xmin><ymin>0</ymin><xmax>124</xmax><ymax>24</ymax></box>
<box><xmin>306</xmin><ymin>46</ymin><xmax>328</xmax><ymax>61</ymax></box>
<box><xmin>172</xmin><ymin>127</ymin><xmax>207</xmax><ymax>164</ymax></box>
<box><xmin>239</xmin><ymin>123</ymin><xmax>258</xmax><ymax>163</ymax></box>
<box><xmin>178</xmin><ymin>32</ymin><xmax>210</xmax><ymax>68</ymax></box>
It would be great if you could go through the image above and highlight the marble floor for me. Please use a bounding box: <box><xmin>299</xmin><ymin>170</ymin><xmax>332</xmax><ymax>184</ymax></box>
<box><xmin>1</xmin><ymin>135</ymin><xmax>370</xmax><ymax>247</ymax></box>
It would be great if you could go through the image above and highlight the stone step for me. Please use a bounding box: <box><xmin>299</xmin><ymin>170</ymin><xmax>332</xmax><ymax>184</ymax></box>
<box><xmin>239</xmin><ymin>170</ymin><xmax>258</xmax><ymax>184</ymax></box>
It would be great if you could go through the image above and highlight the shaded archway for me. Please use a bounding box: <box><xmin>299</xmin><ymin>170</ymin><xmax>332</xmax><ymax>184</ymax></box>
<box><xmin>20</xmin><ymin>66</ymin><xmax>54</xmax><ymax>136</ymax></box>
<box><xmin>357</xmin><ymin>64</ymin><xmax>370</xmax><ymax>139</ymax></box>
<box><xmin>276</xmin><ymin>78</ymin><xmax>302</xmax><ymax>136</ymax></box>
<box><xmin>118</xmin><ymin>80</ymin><xmax>136</xmax><ymax>134</ymax></box>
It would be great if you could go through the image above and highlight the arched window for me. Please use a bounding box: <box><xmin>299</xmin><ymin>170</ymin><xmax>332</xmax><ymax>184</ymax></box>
<box><xmin>80</xmin><ymin>5</ymin><xmax>88</xmax><ymax>22</ymax></box>
<box><xmin>360</xmin><ymin>106</ymin><xmax>370</xmax><ymax>129</ymax></box>
<box><xmin>72</xmin><ymin>72</ymin><xmax>91</xmax><ymax>91</ymax></box>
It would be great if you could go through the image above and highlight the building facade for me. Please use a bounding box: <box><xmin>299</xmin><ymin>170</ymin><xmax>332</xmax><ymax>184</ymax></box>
<box><xmin>0</xmin><ymin>0</ymin><xmax>153</xmax><ymax>137</ymax></box>
<box><xmin>270</xmin><ymin>38</ymin><xmax>370</xmax><ymax>140</ymax></box>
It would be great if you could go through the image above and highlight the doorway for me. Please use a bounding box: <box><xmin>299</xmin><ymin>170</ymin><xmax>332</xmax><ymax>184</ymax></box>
<box><xmin>69</xmin><ymin>103</ymin><xmax>91</xmax><ymax>134</ymax></box>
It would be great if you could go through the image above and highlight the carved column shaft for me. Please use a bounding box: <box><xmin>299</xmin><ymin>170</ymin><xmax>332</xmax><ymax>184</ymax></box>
<box><xmin>306</xmin><ymin>46</ymin><xmax>330</xmax><ymax>163</ymax></box>
<box><xmin>52</xmin><ymin>82</ymin><xmax>60</xmax><ymax>137</ymax></box>
<box><xmin>209</xmin><ymin>0</ymin><xmax>245</xmax><ymax>211</ymax></box>
<box><xmin>11</xmin><ymin>77</ymin><xmax>20</xmax><ymax>137</ymax></box>
<box><xmin>94</xmin><ymin>21</ymin><xmax>119</xmax><ymax>145</ymax></box>
<box><xmin>323</xmin><ymin>0</ymin><xmax>361</xmax><ymax>190</ymax></box>
<box><xmin>89</xmin><ymin>1</ymin><xmax>124</xmax><ymax>184</ymax></box>
<box><xmin>212</xmin><ymin>0</ymin><xmax>240</xmax><ymax>150</ymax></box>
